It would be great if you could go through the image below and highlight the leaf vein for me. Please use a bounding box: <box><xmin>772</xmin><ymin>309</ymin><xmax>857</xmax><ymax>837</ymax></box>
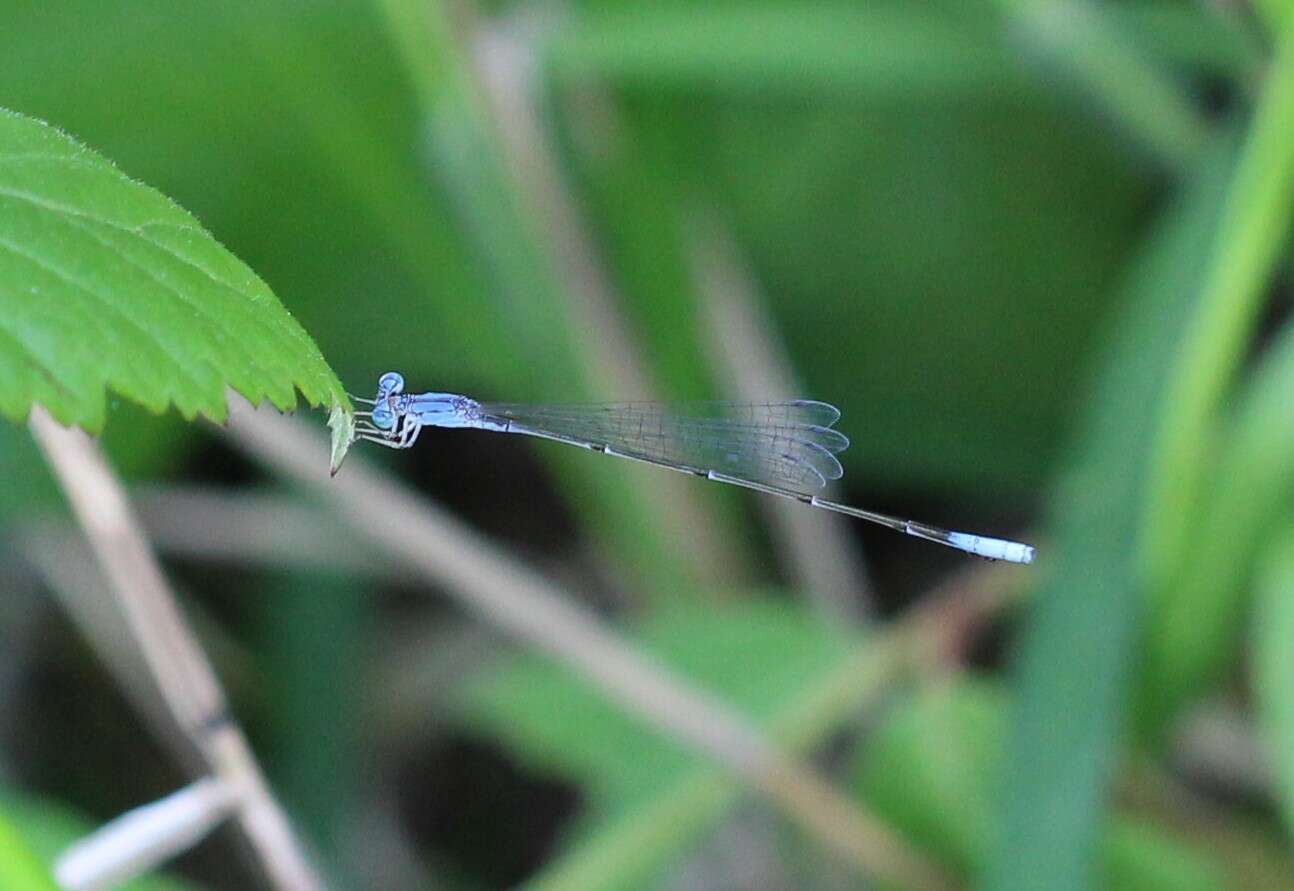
<box><xmin>0</xmin><ymin>232</ymin><xmax>210</xmax><ymax>405</ymax></box>
<box><xmin>0</xmin><ymin>182</ymin><xmax>327</xmax><ymax>400</ymax></box>
<box><xmin>53</xmin><ymin>211</ymin><xmax>286</xmax><ymax>390</ymax></box>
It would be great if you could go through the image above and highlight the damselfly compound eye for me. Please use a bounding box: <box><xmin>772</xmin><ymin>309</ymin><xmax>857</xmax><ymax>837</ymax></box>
<box><xmin>377</xmin><ymin>371</ymin><xmax>404</xmax><ymax>395</ymax></box>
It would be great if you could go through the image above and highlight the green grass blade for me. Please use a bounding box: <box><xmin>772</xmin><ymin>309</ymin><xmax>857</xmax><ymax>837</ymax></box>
<box><xmin>1251</xmin><ymin>525</ymin><xmax>1294</xmax><ymax>841</ymax></box>
<box><xmin>546</xmin><ymin>7</ymin><xmax>1025</xmax><ymax>98</ymax></box>
<box><xmin>0</xmin><ymin>108</ymin><xmax>351</xmax><ymax>456</ymax></box>
<box><xmin>1111</xmin><ymin>3</ymin><xmax>1259</xmax><ymax>78</ymax></box>
<box><xmin>1137</xmin><ymin>322</ymin><xmax>1294</xmax><ymax>730</ymax></box>
<box><xmin>1143</xmin><ymin>27</ymin><xmax>1294</xmax><ymax>588</ymax></box>
<box><xmin>985</xmin><ymin>138</ymin><xmax>1237</xmax><ymax>891</ymax></box>
<box><xmin>258</xmin><ymin>573</ymin><xmax>363</xmax><ymax>868</ymax></box>
<box><xmin>993</xmin><ymin>0</ymin><xmax>1211</xmax><ymax>171</ymax></box>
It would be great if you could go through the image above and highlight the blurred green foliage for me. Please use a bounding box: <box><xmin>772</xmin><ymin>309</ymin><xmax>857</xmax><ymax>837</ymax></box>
<box><xmin>1255</xmin><ymin>528</ymin><xmax>1294</xmax><ymax>844</ymax></box>
<box><xmin>466</xmin><ymin>601</ymin><xmax>848</xmax><ymax>817</ymax></box>
<box><xmin>0</xmin><ymin>802</ymin><xmax>58</xmax><ymax>891</ymax></box>
<box><xmin>3</xmin><ymin>1</ymin><xmax>1294</xmax><ymax>890</ymax></box>
<box><xmin>989</xmin><ymin>131</ymin><xmax>1238</xmax><ymax>889</ymax></box>
<box><xmin>855</xmin><ymin>680</ymin><xmax>1227</xmax><ymax>889</ymax></box>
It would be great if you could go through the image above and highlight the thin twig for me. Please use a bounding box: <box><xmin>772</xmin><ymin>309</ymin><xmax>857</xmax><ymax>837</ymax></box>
<box><xmin>24</xmin><ymin>488</ymin><xmax>385</xmax><ymax>578</ymax></box>
<box><xmin>132</xmin><ymin>486</ymin><xmax>383</xmax><ymax>575</ymax></box>
<box><xmin>224</xmin><ymin>394</ymin><xmax>954</xmax><ymax>889</ymax></box>
<box><xmin>56</xmin><ymin>778</ymin><xmax>238</xmax><ymax>891</ymax></box>
<box><xmin>28</xmin><ymin>406</ymin><xmax>324</xmax><ymax>891</ymax></box>
<box><xmin>19</xmin><ymin>531</ymin><xmax>198</xmax><ymax>770</ymax></box>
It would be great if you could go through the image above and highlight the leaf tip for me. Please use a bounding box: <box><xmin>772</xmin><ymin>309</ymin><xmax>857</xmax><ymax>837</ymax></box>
<box><xmin>328</xmin><ymin>401</ymin><xmax>356</xmax><ymax>476</ymax></box>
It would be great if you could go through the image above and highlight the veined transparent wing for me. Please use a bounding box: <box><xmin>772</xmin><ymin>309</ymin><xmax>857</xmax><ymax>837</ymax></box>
<box><xmin>478</xmin><ymin>400</ymin><xmax>850</xmax><ymax>491</ymax></box>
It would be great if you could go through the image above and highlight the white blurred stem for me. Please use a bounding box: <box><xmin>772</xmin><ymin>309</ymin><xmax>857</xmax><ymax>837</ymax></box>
<box><xmin>55</xmin><ymin>778</ymin><xmax>236</xmax><ymax>891</ymax></box>
<box><xmin>28</xmin><ymin>407</ymin><xmax>324</xmax><ymax>891</ymax></box>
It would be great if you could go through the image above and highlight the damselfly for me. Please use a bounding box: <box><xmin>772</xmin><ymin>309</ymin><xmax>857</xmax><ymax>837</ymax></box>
<box><xmin>351</xmin><ymin>372</ymin><xmax>1034</xmax><ymax>564</ymax></box>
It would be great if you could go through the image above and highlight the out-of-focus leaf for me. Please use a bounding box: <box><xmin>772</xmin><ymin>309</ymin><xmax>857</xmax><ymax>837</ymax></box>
<box><xmin>551</xmin><ymin>2</ymin><xmax>1157</xmax><ymax>494</ymax></box>
<box><xmin>1251</xmin><ymin>0</ymin><xmax>1294</xmax><ymax>35</ymax></box>
<box><xmin>464</xmin><ymin>600</ymin><xmax>847</xmax><ymax>811</ymax></box>
<box><xmin>985</xmin><ymin>136</ymin><xmax>1237</xmax><ymax>891</ymax></box>
<box><xmin>0</xmin><ymin>804</ymin><xmax>57</xmax><ymax>891</ymax></box>
<box><xmin>0</xmin><ymin>793</ymin><xmax>195</xmax><ymax>891</ymax></box>
<box><xmin>0</xmin><ymin>108</ymin><xmax>351</xmax><ymax>456</ymax></box>
<box><xmin>854</xmin><ymin>680</ymin><xmax>1003</xmax><ymax>874</ymax></box>
<box><xmin>1112</xmin><ymin>2</ymin><xmax>1259</xmax><ymax>77</ymax></box>
<box><xmin>1252</xmin><ymin>525</ymin><xmax>1294</xmax><ymax>841</ymax></box>
<box><xmin>855</xmin><ymin>680</ymin><xmax>1226</xmax><ymax>889</ymax></box>
<box><xmin>462</xmin><ymin>599</ymin><xmax>852</xmax><ymax>888</ymax></box>
<box><xmin>1143</xmin><ymin>29</ymin><xmax>1294</xmax><ymax>593</ymax></box>
<box><xmin>548</xmin><ymin>7</ymin><xmax>1028</xmax><ymax>98</ymax></box>
<box><xmin>1100</xmin><ymin>821</ymin><xmax>1226</xmax><ymax>891</ymax></box>
<box><xmin>1137</xmin><ymin>322</ymin><xmax>1294</xmax><ymax>730</ymax></box>
<box><xmin>993</xmin><ymin>0</ymin><xmax>1210</xmax><ymax>171</ymax></box>
<box><xmin>700</xmin><ymin>99</ymin><xmax>1150</xmax><ymax>494</ymax></box>
<box><xmin>515</xmin><ymin>607</ymin><xmax>924</xmax><ymax>891</ymax></box>
<box><xmin>0</xmin><ymin>421</ymin><xmax>57</xmax><ymax>524</ymax></box>
<box><xmin>258</xmin><ymin>573</ymin><xmax>363</xmax><ymax>858</ymax></box>
<box><xmin>551</xmin><ymin>3</ymin><xmax>1251</xmax><ymax>100</ymax></box>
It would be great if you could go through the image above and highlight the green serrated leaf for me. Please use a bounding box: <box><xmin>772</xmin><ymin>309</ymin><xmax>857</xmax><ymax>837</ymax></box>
<box><xmin>0</xmin><ymin>107</ymin><xmax>352</xmax><ymax>463</ymax></box>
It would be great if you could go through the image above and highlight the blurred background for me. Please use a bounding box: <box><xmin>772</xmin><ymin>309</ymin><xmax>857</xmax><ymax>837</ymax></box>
<box><xmin>1</xmin><ymin>1</ymin><xmax>1292</xmax><ymax>888</ymax></box>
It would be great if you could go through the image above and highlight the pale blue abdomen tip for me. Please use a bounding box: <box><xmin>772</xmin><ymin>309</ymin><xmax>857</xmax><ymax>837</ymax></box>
<box><xmin>947</xmin><ymin>532</ymin><xmax>1035</xmax><ymax>564</ymax></box>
